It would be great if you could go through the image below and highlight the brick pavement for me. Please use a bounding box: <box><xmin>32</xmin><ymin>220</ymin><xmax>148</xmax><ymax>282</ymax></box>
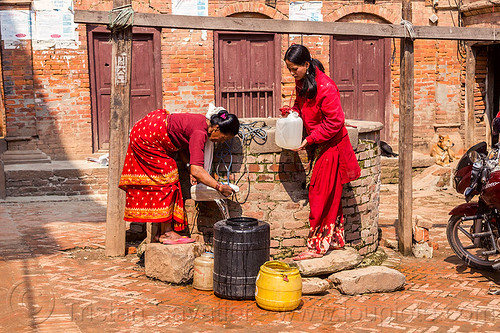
<box><xmin>0</xmin><ymin>187</ymin><xmax>499</xmax><ymax>332</ymax></box>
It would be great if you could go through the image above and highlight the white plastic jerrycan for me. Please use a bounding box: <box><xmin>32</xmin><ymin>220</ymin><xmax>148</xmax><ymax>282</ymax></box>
<box><xmin>275</xmin><ymin>111</ymin><xmax>303</xmax><ymax>150</ymax></box>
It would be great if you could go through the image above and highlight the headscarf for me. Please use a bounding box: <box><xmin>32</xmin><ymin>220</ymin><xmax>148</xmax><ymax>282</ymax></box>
<box><xmin>206</xmin><ymin>103</ymin><xmax>227</xmax><ymax>120</ymax></box>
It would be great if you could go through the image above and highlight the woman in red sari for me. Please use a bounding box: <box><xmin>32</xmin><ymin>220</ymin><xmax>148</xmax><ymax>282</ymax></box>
<box><xmin>119</xmin><ymin>108</ymin><xmax>239</xmax><ymax>244</ymax></box>
<box><xmin>283</xmin><ymin>44</ymin><xmax>361</xmax><ymax>260</ymax></box>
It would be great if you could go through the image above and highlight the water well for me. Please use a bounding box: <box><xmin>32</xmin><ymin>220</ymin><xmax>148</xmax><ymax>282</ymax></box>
<box><xmin>183</xmin><ymin>119</ymin><xmax>383</xmax><ymax>257</ymax></box>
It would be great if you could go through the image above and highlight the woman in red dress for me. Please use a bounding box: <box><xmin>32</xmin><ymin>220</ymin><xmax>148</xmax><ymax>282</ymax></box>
<box><xmin>119</xmin><ymin>108</ymin><xmax>239</xmax><ymax>243</ymax></box>
<box><xmin>283</xmin><ymin>44</ymin><xmax>361</xmax><ymax>260</ymax></box>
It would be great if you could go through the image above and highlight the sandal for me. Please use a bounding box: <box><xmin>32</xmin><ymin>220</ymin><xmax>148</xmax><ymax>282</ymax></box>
<box><xmin>292</xmin><ymin>250</ymin><xmax>323</xmax><ymax>261</ymax></box>
<box><xmin>163</xmin><ymin>236</ymin><xmax>195</xmax><ymax>245</ymax></box>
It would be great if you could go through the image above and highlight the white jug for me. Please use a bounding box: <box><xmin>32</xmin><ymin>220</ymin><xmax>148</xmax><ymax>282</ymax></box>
<box><xmin>275</xmin><ymin>111</ymin><xmax>303</xmax><ymax>150</ymax></box>
<box><xmin>190</xmin><ymin>183</ymin><xmax>239</xmax><ymax>201</ymax></box>
<box><xmin>193</xmin><ymin>252</ymin><xmax>214</xmax><ymax>291</ymax></box>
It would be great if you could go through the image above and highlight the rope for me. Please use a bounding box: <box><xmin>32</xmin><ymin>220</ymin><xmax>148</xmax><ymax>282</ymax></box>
<box><xmin>215</xmin><ymin>141</ymin><xmax>233</xmax><ymax>184</ymax></box>
<box><xmin>238</xmin><ymin>121</ymin><xmax>269</xmax><ymax>146</ymax></box>
<box><xmin>400</xmin><ymin>19</ymin><xmax>416</xmax><ymax>40</ymax></box>
<box><xmin>108</xmin><ymin>4</ymin><xmax>135</xmax><ymax>31</ymax></box>
<box><xmin>213</xmin><ymin>121</ymin><xmax>269</xmax><ymax>203</ymax></box>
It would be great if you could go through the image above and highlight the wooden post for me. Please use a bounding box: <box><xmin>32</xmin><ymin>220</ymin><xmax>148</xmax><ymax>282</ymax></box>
<box><xmin>105</xmin><ymin>0</ymin><xmax>133</xmax><ymax>256</ymax></box>
<box><xmin>398</xmin><ymin>0</ymin><xmax>414</xmax><ymax>256</ymax></box>
<box><xmin>465</xmin><ymin>43</ymin><xmax>476</xmax><ymax>148</ymax></box>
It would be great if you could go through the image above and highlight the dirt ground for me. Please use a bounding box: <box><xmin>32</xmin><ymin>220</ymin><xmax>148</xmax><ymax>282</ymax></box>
<box><xmin>0</xmin><ymin>181</ymin><xmax>499</xmax><ymax>332</ymax></box>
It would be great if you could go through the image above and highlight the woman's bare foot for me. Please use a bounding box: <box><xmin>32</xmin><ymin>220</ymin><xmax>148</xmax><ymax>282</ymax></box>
<box><xmin>158</xmin><ymin>231</ymin><xmax>182</xmax><ymax>243</ymax></box>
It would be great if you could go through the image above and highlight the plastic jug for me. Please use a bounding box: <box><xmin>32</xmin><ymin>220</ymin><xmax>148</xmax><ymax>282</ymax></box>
<box><xmin>275</xmin><ymin>111</ymin><xmax>303</xmax><ymax>150</ymax></box>
<box><xmin>190</xmin><ymin>183</ymin><xmax>239</xmax><ymax>201</ymax></box>
<box><xmin>193</xmin><ymin>252</ymin><xmax>214</xmax><ymax>291</ymax></box>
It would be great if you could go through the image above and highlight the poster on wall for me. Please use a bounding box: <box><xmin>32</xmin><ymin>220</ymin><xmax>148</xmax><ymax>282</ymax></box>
<box><xmin>0</xmin><ymin>10</ymin><xmax>32</xmax><ymax>40</ymax></box>
<box><xmin>33</xmin><ymin>0</ymin><xmax>73</xmax><ymax>11</ymax></box>
<box><xmin>32</xmin><ymin>10</ymin><xmax>75</xmax><ymax>40</ymax></box>
<box><xmin>0</xmin><ymin>0</ymin><xmax>79</xmax><ymax>49</ymax></box>
<box><xmin>172</xmin><ymin>0</ymin><xmax>208</xmax><ymax>40</ymax></box>
<box><xmin>289</xmin><ymin>1</ymin><xmax>323</xmax><ymax>22</ymax></box>
<box><xmin>289</xmin><ymin>1</ymin><xmax>323</xmax><ymax>38</ymax></box>
<box><xmin>172</xmin><ymin>0</ymin><xmax>208</xmax><ymax>16</ymax></box>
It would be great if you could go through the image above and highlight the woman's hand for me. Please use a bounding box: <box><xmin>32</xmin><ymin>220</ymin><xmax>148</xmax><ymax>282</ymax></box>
<box><xmin>190</xmin><ymin>165</ymin><xmax>234</xmax><ymax>197</ymax></box>
<box><xmin>291</xmin><ymin>139</ymin><xmax>308</xmax><ymax>152</ymax></box>
<box><xmin>217</xmin><ymin>183</ymin><xmax>235</xmax><ymax>197</ymax></box>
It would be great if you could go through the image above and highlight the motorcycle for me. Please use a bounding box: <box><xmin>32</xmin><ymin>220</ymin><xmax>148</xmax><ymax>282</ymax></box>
<box><xmin>447</xmin><ymin>141</ymin><xmax>500</xmax><ymax>271</ymax></box>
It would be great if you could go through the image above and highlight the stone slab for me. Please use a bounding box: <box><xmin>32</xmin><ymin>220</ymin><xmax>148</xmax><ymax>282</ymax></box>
<box><xmin>1</xmin><ymin>149</ymin><xmax>51</xmax><ymax>164</ymax></box>
<box><xmin>145</xmin><ymin>242</ymin><xmax>204</xmax><ymax>284</ymax></box>
<box><xmin>414</xmin><ymin>214</ymin><xmax>434</xmax><ymax>229</ymax></box>
<box><xmin>302</xmin><ymin>277</ymin><xmax>330</xmax><ymax>295</ymax></box>
<box><xmin>289</xmin><ymin>247</ymin><xmax>362</xmax><ymax>277</ymax></box>
<box><xmin>329</xmin><ymin>266</ymin><xmax>406</xmax><ymax>295</ymax></box>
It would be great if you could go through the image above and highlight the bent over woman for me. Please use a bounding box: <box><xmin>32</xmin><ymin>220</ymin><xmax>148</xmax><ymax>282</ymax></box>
<box><xmin>119</xmin><ymin>107</ymin><xmax>239</xmax><ymax>243</ymax></box>
<box><xmin>283</xmin><ymin>44</ymin><xmax>361</xmax><ymax>260</ymax></box>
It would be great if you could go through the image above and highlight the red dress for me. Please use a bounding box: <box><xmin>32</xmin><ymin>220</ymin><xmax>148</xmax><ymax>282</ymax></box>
<box><xmin>292</xmin><ymin>68</ymin><xmax>361</xmax><ymax>254</ymax></box>
<box><xmin>119</xmin><ymin>109</ymin><xmax>207</xmax><ymax>231</ymax></box>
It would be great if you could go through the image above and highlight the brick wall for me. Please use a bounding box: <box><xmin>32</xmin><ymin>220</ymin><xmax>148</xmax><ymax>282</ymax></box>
<box><xmin>459</xmin><ymin>3</ymin><xmax>498</xmax><ymax>149</ymax></box>
<box><xmin>5</xmin><ymin>163</ymin><xmax>108</xmax><ymax>197</ymax></box>
<box><xmin>0</xmin><ymin>0</ymin><xmax>466</xmax><ymax>160</ymax></box>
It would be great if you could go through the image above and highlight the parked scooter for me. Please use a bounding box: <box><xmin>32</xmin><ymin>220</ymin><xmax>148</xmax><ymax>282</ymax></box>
<box><xmin>447</xmin><ymin>141</ymin><xmax>500</xmax><ymax>271</ymax></box>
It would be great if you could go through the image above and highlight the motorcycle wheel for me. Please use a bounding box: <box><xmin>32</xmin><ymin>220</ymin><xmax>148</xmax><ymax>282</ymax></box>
<box><xmin>446</xmin><ymin>215</ymin><xmax>500</xmax><ymax>271</ymax></box>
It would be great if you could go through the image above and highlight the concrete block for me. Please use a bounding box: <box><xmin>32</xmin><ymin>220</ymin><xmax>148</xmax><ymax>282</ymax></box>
<box><xmin>145</xmin><ymin>242</ymin><xmax>204</xmax><ymax>284</ymax></box>
<box><xmin>346</xmin><ymin>126</ymin><xmax>358</xmax><ymax>150</ymax></box>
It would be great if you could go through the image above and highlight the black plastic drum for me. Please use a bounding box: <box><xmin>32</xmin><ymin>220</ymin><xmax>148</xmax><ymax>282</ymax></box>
<box><xmin>213</xmin><ymin>217</ymin><xmax>270</xmax><ymax>300</ymax></box>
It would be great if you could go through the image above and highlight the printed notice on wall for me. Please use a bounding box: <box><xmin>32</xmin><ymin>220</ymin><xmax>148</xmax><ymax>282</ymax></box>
<box><xmin>33</xmin><ymin>0</ymin><xmax>73</xmax><ymax>11</ymax></box>
<box><xmin>289</xmin><ymin>1</ymin><xmax>323</xmax><ymax>22</ymax></box>
<box><xmin>172</xmin><ymin>0</ymin><xmax>208</xmax><ymax>16</ymax></box>
<box><xmin>32</xmin><ymin>10</ymin><xmax>75</xmax><ymax>40</ymax></box>
<box><xmin>172</xmin><ymin>0</ymin><xmax>208</xmax><ymax>40</ymax></box>
<box><xmin>0</xmin><ymin>0</ymin><xmax>78</xmax><ymax>49</ymax></box>
<box><xmin>0</xmin><ymin>10</ymin><xmax>32</xmax><ymax>40</ymax></box>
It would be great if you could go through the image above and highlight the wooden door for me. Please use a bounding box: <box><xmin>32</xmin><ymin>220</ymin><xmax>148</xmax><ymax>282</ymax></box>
<box><xmin>215</xmin><ymin>32</ymin><xmax>280</xmax><ymax>118</ymax></box>
<box><xmin>331</xmin><ymin>36</ymin><xmax>390</xmax><ymax>139</ymax></box>
<box><xmin>88</xmin><ymin>26</ymin><xmax>162</xmax><ymax>151</ymax></box>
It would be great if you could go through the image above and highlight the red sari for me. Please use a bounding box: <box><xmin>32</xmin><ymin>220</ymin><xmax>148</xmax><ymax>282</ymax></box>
<box><xmin>119</xmin><ymin>109</ymin><xmax>186</xmax><ymax>231</ymax></box>
<box><xmin>292</xmin><ymin>68</ymin><xmax>361</xmax><ymax>254</ymax></box>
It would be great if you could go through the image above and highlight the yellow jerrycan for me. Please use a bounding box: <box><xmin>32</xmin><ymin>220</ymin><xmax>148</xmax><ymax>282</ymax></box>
<box><xmin>255</xmin><ymin>261</ymin><xmax>302</xmax><ymax>311</ymax></box>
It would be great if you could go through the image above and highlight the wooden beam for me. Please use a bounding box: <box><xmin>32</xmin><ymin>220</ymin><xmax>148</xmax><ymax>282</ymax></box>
<box><xmin>105</xmin><ymin>0</ymin><xmax>132</xmax><ymax>257</ymax></box>
<box><xmin>74</xmin><ymin>10</ymin><xmax>500</xmax><ymax>41</ymax></box>
<box><xmin>465</xmin><ymin>44</ymin><xmax>476</xmax><ymax>148</ymax></box>
<box><xmin>398</xmin><ymin>0</ymin><xmax>414</xmax><ymax>256</ymax></box>
<box><xmin>485</xmin><ymin>45</ymin><xmax>495</xmax><ymax>146</ymax></box>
